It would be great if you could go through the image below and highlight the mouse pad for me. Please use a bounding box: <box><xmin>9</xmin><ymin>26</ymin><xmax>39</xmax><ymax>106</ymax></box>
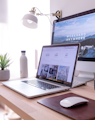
<box><xmin>37</xmin><ymin>93</ymin><xmax>95</xmax><ymax>120</ymax></box>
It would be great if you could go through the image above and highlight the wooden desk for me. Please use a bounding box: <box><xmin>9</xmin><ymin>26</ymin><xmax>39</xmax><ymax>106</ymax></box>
<box><xmin>0</xmin><ymin>80</ymin><xmax>95</xmax><ymax>120</ymax></box>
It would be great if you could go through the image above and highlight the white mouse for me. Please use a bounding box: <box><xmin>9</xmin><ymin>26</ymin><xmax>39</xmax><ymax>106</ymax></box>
<box><xmin>60</xmin><ymin>96</ymin><xmax>89</xmax><ymax>108</ymax></box>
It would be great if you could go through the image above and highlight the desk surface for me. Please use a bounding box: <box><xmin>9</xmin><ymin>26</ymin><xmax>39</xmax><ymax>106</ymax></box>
<box><xmin>0</xmin><ymin>80</ymin><xmax>95</xmax><ymax>120</ymax></box>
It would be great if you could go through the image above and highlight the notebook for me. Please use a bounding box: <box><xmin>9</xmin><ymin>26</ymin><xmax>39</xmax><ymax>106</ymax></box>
<box><xmin>2</xmin><ymin>43</ymin><xmax>85</xmax><ymax>98</ymax></box>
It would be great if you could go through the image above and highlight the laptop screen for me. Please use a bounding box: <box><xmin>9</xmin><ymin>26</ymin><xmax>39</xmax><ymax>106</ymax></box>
<box><xmin>36</xmin><ymin>44</ymin><xmax>79</xmax><ymax>86</ymax></box>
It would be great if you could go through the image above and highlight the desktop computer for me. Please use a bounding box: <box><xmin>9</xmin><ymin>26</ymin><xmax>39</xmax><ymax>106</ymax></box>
<box><xmin>51</xmin><ymin>8</ymin><xmax>95</xmax><ymax>81</ymax></box>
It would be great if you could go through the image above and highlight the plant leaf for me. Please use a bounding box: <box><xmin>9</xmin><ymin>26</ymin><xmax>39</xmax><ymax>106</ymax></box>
<box><xmin>0</xmin><ymin>53</ymin><xmax>12</xmax><ymax>70</ymax></box>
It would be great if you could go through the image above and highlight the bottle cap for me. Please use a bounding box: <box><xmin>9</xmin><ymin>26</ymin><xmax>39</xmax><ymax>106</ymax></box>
<box><xmin>21</xmin><ymin>51</ymin><xmax>26</xmax><ymax>53</ymax></box>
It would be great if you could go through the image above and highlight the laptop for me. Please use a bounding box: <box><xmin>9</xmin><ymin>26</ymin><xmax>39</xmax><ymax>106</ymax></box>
<box><xmin>2</xmin><ymin>43</ymin><xmax>86</xmax><ymax>98</ymax></box>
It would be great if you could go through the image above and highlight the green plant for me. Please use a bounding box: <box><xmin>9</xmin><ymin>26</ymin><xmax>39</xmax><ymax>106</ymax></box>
<box><xmin>0</xmin><ymin>53</ymin><xmax>11</xmax><ymax>70</ymax></box>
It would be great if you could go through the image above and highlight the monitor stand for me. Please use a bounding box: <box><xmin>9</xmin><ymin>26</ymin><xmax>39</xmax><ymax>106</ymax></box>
<box><xmin>74</xmin><ymin>71</ymin><xmax>95</xmax><ymax>83</ymax></box>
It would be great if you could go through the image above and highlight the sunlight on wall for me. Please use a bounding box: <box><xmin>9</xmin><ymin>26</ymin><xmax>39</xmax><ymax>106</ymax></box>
<box><xmin>0</xmin><ymin>0</ymin><xmax>50</xmax><ymax>78</ymax></box>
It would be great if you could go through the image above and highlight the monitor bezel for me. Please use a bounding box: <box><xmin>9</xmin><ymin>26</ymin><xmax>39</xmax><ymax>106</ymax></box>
<box><xmin>51</xmin><ymin>8</ymin><xmax>95</xmax><ymax>61</ymax></box>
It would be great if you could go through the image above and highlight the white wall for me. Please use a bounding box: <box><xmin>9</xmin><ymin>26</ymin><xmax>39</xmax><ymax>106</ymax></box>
<box><xmin>0</xmin><ymin>0</ymin><xmax>50</xmax><ymax>79</ymax></box>
<box><xmin>0</xmin><ymin>0</ymin><xmax>8</xmax><ymax>23</ymax></box>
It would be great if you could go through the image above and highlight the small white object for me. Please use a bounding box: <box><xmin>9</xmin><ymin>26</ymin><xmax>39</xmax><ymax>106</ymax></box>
<box><xmin>60</xmin><ymin>96</ymin><xmax>89</xmax><ymax>108</ymax></box>
<box><xmin>20</xmin><ymin>51</ymin><xmax>28</xmax><ymax>78</ymax></box>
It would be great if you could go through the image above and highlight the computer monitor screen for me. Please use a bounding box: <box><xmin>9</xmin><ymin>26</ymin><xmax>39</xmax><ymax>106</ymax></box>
<box><xmin>51</xmin><ymin>9</ymin><xmax>95</xmax><ymax>61</ymax></box>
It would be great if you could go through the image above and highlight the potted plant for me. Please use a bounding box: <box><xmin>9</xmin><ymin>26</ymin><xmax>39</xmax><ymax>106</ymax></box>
<box><xmin>0</xmin><ymin>53</ymin><xmax>12</xmax><ymax>80</ymax></box>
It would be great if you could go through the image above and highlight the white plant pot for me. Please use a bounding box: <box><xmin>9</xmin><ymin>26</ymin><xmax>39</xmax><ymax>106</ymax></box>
<box><xmin>0</xmin><ymin>70</ymin><xmax>10</xmax><ymax>80</ymax></box>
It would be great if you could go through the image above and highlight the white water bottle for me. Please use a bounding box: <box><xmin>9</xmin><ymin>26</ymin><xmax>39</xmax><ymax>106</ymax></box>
<box><xmin>20</xmin><ymin>51</ymin><xmax>28</xmax><ymax>78</ymax></box>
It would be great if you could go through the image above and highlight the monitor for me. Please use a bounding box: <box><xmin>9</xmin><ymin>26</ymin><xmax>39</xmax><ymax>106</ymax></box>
<box><xmin>51</xmin><ymin>8</ymin><xmax>95</xmax><ymax>80</ymax></box>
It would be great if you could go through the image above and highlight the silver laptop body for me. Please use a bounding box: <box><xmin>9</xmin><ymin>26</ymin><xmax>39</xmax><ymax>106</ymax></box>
<box><xmin>2</xmin><ymin>43</ymin><xmax>85</xmax><ymax>98</ymax></box>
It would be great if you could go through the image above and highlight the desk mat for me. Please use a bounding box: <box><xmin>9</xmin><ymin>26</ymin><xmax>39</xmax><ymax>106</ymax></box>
<box><xmin>37</xmin><ymin>93</ymin><xmax>95</xmax><ymax>120</ymax></box>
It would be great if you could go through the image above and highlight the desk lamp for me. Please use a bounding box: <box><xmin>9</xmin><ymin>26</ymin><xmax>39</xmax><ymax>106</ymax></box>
<box><xmin>22</xmin><ymin>7</ymin><xmax>62</xmax><ymax>29</ymax></box>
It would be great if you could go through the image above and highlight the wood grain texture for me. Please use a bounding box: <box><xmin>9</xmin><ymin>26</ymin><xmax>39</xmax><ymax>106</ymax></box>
<box><xmin>0</xmin><ymin>80</ymin><xmax>95</xmax><ymax>120</ymax></box>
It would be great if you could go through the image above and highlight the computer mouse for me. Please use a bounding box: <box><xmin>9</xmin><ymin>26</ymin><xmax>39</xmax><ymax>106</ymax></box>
<box><xmin>60</xmin><ymin>96</ymin><xmax>89</xmax><ymax>108</ymax></box>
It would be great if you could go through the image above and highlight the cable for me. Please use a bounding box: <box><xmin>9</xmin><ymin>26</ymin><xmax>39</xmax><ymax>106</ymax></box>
<box><xmin>35</xmin><ymin>7</ymin><xmax>53</xmax><ymax>26</ymax></box>
<box><xmin>45</xmin><ymin>15</ymin><xmax>53</xmax><ymax>26</ymax></box>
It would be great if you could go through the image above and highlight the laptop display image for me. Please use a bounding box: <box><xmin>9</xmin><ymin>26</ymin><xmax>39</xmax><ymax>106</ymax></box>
<box><xmin>2</xmin><ymin>44</ymin><xmax>85</xmax><ymax>98</ymax></box>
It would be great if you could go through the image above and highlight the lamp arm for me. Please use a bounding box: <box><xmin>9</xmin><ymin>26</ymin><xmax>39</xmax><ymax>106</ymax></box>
<box><xmin>31</xmin><ymin>7</ymin><xmax>62</xmax><ymax>19</ymax></box>
<box><xmin>29</xmin><ymin>7</ymin><xmax>62</xmax><ymax>26</ymax></box>
<box><xmin>37</xmin><ymin>10</ymin><xmax>62</xmax><ymax>19</ymax></box>
<box><xmin>36</xmin><ymin>13</ymin><xmax>52</xmax><ymax>16</ymax></box>
<box><xmin>34</xmin><ymin>7</ymin><xmax>44</xmax><ymax>16</ymax></box>
<box><xmin>34</xmin><ymin>7</ymin><xmax>52</xmax><ymax>16</ymax></box>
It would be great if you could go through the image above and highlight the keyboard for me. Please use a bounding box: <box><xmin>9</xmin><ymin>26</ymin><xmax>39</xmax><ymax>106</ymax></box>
<box><xmin>22</xmin><ymin>80</ymin><xmax>60</xmax><ymax>90</ymax></box>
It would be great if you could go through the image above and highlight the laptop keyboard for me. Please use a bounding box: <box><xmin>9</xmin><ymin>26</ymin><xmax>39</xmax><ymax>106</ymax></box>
<box><xmin>22</xmin><ymin>80</ymin><xmax>60</xmax><ymax>90</ymax></box>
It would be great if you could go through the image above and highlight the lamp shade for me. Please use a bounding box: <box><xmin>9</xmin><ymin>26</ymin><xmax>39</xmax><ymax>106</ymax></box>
<box><xmin>22</xmin><ymin>12</ymin><xmax>38</xmax><ymax>29</ymax></box>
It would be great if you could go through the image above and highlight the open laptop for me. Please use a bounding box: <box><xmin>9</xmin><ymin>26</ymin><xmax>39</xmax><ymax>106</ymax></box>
<box><xmin>2</xmin><ymin>43</ymin><xmax>86</xmax><ymax>98</ymax></box>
